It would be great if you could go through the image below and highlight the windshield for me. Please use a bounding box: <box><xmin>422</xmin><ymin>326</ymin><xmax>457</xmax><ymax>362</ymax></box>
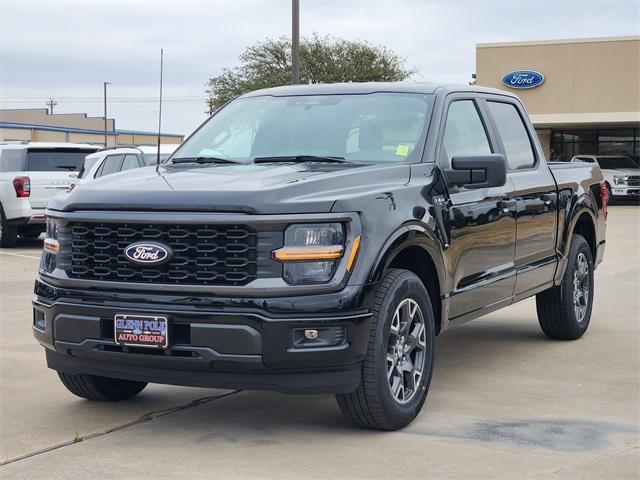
<box><xmin>171</xmin><ymin>93</ymin><xmax>434</xmax><ymax>163</ymax></box>
<box><xmin>596</xmin><ymin>156</ymin><xmax>639</xmax><ymax>169</ymax></box>
<box><xmin>27</xmin><ymin>149</ymin><xmax>95</xmax><ymax>172</ymax></box>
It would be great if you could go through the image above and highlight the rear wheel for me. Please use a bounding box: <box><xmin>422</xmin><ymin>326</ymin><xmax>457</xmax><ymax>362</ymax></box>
<box><xmin>336</xmin><ymin>269</ymin><xmax>435</xmax><ymax>430</ymax></box>
<box><xmin>536</xmin><ymin>234</ymin><xmax>594</xmax><ymax>340</ymax></box>
<box><xmin>57</xmin><ymin>372</ymin><xmax>147</xmax><ymax>401</ymax></box>
<box><xmin>0</xmin><ymin>206</ymin><xmax>17</xmax><ymax>248</ymax></box>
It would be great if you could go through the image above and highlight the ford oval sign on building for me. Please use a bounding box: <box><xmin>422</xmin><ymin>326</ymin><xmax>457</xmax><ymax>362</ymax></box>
<box><xmin>502</xmin><ymin>70</ymin><xmax>545</xmax><ymax>89</ymax></box>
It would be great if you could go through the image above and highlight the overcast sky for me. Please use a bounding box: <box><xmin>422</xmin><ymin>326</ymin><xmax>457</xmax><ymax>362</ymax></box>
<box><xmin>1</xmin><ymin>0</ymin><xmax>638</xmax><ymax>135</ymax></box>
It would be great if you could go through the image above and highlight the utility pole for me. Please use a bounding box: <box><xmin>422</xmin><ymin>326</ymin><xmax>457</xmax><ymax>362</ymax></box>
<box><xmin>291</xmin><ymin>0</ymin><xmax>300</xmax><ymax>84</ymax></box>
<box><xmin>46</xmin><ymin>98</ymin><xmax>57</xmax><ymax>114</ymax></box>
<box><xmin>103</xmin><ymin>82</ymin><xmax>111</xmax><ymax>147</ymax></box>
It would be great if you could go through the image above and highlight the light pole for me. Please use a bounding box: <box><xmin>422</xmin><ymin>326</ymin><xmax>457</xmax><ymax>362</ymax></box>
<box><xmin>291</xmin><ymin>0</ymin><xmax>300</xmax><ymax>84</ymax></box>
<box><xmin>103</xmin><ymin>82</ymin><xmax>111</xmax><ymax>147</ymax></box>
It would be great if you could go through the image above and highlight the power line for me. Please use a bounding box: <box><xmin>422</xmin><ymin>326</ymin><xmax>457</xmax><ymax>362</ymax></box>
<box><xmin>46</xmin><ymin>97</ymin><xmax>57</xmax><ymax>114</ymax></box>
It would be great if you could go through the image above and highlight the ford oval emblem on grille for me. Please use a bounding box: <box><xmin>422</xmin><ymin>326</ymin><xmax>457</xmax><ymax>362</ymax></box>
<box><xmin>124</xmin><ymin>242</ymin><xmax>172</xmax><ymax>266</ymax></box>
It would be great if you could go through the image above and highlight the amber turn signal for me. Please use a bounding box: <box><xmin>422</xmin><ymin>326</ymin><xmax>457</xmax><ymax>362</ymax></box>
<box><xmin>43</xmin><ymin>238</ymin><xmax>60</xmax><ymax>255</ymax></box>
<box><xmin>273</xmin><ymin>245</ymin><xmax>344</xmax><ymax>262</ymax></box>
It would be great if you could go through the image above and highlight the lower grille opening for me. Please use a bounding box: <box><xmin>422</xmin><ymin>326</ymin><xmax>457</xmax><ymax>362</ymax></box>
<box><xmin>98</xmin><ymin>344</ymin><xmax>200</xmax><ymax>358</ymax></box>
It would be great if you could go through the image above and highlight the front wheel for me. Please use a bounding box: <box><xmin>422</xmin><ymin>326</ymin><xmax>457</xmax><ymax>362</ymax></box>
<box><xmin>536</xmin><ymin>234</ymin><xmax>594</xmax><ymax>340</ymax></box>
<box><xmin>336</xmin><ymin>269</ymin><xmax>435</xmax><ymax>430</ymax></box>
<box><xmin>57</xmin><ymin>372</ymin><xmax>147</xmax><ymax>401</ymax></box>
<box><xmin>0</xmin><ymin>206</ymin><xmax>17</xmax><ymax>248</ymax></box>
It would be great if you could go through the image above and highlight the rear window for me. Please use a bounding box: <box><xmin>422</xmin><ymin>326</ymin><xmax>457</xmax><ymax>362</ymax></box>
<box><xmin>27</xmin><ymin>149</ymin><xmax>96</xmax><ymax>172</ymax></box>
<box><xmin>0</xmin><ymin>149</ymin><xmax>27</xmax><ymax>172</ymax></box>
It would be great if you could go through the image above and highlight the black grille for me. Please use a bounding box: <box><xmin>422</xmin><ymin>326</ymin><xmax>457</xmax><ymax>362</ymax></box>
<box><xmin>66</xmin><ymin>222</ymin><xmax>258</xmax><ymax>285</ymax></box>
<box><xmin>627</xmin><ymin>176</ymin><xmax>640</xmax><ymax>186</ymax></box>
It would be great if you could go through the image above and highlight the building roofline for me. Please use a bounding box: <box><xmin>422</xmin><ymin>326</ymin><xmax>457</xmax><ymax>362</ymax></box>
<box><xmin>0</xmin><ymin>121</ymin><xmax>183</xmax><ymax>138</ymax></box>
<box><xmin>477</xmin><ymin>35</ymin><xmax>640</xmax><ymax>49</ymax></box>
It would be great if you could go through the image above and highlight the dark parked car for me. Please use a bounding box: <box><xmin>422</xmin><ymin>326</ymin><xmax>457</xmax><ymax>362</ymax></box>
<box><xmin>34</xmin><ymin>83</ymin><xmax>607</xmax><ymax>430</ymax></box>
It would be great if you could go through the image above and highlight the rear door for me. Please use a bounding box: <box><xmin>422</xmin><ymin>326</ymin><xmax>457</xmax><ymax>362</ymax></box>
<box><xmin>27</xmin><ymin>148</ymin><xmax>95</xmax><ymax>208</ymax></box>
<box><xmin>440</xmin><ymin>96</ymin><xmax>517</xmax><ymax>320</ymax></box>
<box><xmin>485</xmin><ymin>98</ymin><xmax>558</xmax><ymax>299</ymax></box>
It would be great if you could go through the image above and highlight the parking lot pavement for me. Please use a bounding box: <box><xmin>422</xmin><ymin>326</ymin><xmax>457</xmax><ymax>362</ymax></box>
<box><xmin>1</xmin><ymin>206</ymin><xmax>638</xmax><ymax>479</ymax></box>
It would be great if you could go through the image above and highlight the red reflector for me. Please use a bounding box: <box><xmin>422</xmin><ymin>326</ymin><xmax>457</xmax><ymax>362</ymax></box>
<box><xmin>13</xmin><ymin>176</ymin><xmax>30</xmax><ymax>198</ymax></box>
<box><xmin>599</xmin><ymin>180</ymin><xmax>608</xmax><ymax>222</ymax></box>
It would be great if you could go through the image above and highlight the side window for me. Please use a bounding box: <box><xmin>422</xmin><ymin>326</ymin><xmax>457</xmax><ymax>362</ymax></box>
<box><xmin>120</xmin><ymin>154</ymin><xmax>141</xmax><ymax>172</ymax></box>
<box><xmin>487</xmin><ymin>102</ymin><xmax>536</xmax><ymax>170</ymax></box>
<box><xmin>95</xmin><ymin>155</ymin><xmax>124</xmax><ymax>178</ymax></box>
<box><xmin>442</xmin><ymin>100</ymin><xmax>491</xmax><ymax>162</ymax></box>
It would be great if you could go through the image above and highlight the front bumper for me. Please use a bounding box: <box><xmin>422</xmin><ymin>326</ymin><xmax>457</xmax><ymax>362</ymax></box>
<box><xmin>611</xmin><ymin>186</ymin><xmax>640</xmax><ymax>197</ymax></box>
<box><xmin>33</xmin><ymin>278</ymin><xmax>375</xmax><ymax>394</ymax></box>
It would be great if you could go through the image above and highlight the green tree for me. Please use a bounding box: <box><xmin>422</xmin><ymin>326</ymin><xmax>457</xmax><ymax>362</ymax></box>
<box><xmin>205</xmin><ymin>34</ymin><xmax>415</xmax><ymax>114</ymax></box>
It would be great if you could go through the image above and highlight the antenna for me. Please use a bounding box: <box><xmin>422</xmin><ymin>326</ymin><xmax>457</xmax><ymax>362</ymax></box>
<box><xmin>156</xmin><ymin>48</ymin><xmax>164</xmax><ymax>169</ymax></box>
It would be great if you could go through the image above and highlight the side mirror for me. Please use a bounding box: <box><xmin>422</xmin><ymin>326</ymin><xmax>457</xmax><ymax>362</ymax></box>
<box><xmin>444</xmin><ymin>154</ymin><xmax>507</xmax><ymax>189</ymax></box>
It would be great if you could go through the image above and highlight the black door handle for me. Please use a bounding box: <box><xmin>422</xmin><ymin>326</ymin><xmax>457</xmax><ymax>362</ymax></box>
<box><xmin>541</xmin><ymin>193</ymin><xmax>557</xmax><ymax>205</ymax></box>
<box><xmin>498</xmin><ymin>199</ymin><xmax>517</xmax><ymax>211</ymax></box>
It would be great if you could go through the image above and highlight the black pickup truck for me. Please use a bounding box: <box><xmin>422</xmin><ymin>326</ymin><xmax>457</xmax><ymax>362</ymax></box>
<box><xmin>33</xmin><ymin>83</ymin><xmax>607</xmax><ymax>430</ymax></box>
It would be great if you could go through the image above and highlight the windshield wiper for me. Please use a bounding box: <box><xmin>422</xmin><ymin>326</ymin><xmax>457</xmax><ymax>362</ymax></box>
<box><xmin>254</xmin><ymin>155</ymin><xmax>347</xmax><ymax>164</ymax></box>
<box><xmin>171</xmin><ymin>156</ymin><xmax>243</xmax><ymax>165</ymax></box>
<box><xmin>56</xmin><ymin>165</ymin><xmax>78</xmax><ymax>171</ymax></box>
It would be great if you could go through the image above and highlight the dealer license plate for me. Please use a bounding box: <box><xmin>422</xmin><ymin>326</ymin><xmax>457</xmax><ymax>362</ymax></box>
<box><xmin>114</xmin><ymin>314</ymin><xmax>168</xmax><ymax>348</ymax></box>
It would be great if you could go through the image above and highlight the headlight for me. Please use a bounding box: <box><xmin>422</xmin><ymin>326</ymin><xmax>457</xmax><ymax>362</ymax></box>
<box><xmin>43</xmin><ymin>218</ymin><xmax>59</xmax><ymax>254</ymax></box>
<box><xmin>273</xmin><ymin>223</ymin><xmax>345</xmax><ymax>285</ymax></box>
<box><xmin>614</xmin><ymin>175</ymin><xmax>628</xmax><ymax>185</ymax></box>
<box><xmin>42</xmin><ymin>217</ymin><xmax>59</xmax><ymax>273</ymax></box>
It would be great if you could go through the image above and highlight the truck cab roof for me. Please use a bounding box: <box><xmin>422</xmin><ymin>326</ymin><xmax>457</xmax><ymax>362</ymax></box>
<box><xmin>241</xmin><ymin>81</ymin><xmax>518</xmax><ymax>100</ymax></box>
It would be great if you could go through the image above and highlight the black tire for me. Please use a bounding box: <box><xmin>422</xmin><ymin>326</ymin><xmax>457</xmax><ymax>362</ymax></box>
<box><xmin>0</xmin><ymin>205</ymin><xmax>18</xmax><ymax>248</ymax></box>
<box><xmin>536</xmin><ymin>234</ymin><xmax>594</xmax><ymax>340</ymax></box>
<box><xmin>20</xmin><ymin>231</ymin><xmax>42</xmax><ymax>239</ymax></box>
<box><xmin>336</xmin><ymin>269</ymin><xmax>436</xmax><ymax>430</ymax></box>
<box><xmin>57</xmin><ymin>372</ymin><xmax>147</xmax><ymax>401</ymax></box>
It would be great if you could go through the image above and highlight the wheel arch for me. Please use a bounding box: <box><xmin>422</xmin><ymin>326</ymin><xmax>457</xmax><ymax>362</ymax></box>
<box><xmin>555</xmin><ymin>196</ymin><xmax>598</xmax><ymax>285</ymax></box>
<box><xmin>369</xmin><ymin>226</ymin><xmax>446</xmax><ymax>334</ymax></box>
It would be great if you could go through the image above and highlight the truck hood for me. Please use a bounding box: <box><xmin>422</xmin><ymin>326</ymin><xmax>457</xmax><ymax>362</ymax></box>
<box><xmin>49</xmin><ymin>162</ymin><xmax>411</xmax><ymax>214</ymax></box>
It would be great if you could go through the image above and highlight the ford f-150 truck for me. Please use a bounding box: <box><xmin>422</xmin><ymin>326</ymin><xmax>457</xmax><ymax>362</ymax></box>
<box><xmin>33</xmin><ymin>83</ymin><xmax>607</xmax><ymax>430</ymax></box>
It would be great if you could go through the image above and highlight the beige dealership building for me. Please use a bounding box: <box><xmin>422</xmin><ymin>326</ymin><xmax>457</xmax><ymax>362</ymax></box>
<box><xmin>476</xmin><ymin>36</ymin><xmax>640</xmax><ymax>162</ymax></box>
<box><xmin>0</xmin><ymin>108</ymin><xmax>183</xmax><ymax>146</ymax></box>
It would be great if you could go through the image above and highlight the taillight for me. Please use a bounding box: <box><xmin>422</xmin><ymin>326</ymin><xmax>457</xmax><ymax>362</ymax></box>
<box><xmin>13</xmin><ymin>176</ymin><xmax>30</xmax><ymax>198</ymax></box>
<box><xmin>599</xmin><ymin>180</ymin><xmax>608</xmax><ymax>222</ymax></box>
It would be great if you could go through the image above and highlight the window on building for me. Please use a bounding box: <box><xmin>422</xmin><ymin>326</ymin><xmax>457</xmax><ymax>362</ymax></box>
<box><xmin>487</xmin><ymin>102</ymin><xmax>536</xmax><ymax>170</ymax></box>
<box><xmin>550</xmin><ymin>128</ymin><xmax>639</xmax><ymax>163</ymax></box>
<box><xmin>442</xmin><ymin>100</ymin><xmax>492</xmax><ymax>162</ymax></box>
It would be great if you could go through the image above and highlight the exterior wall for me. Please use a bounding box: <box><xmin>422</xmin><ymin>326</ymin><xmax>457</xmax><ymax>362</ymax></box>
<box><xmin>0</xmin><ymin>108</ymin><xmax>115</xmax><ymax>131</ymax></box>
<box><xmin>476</xmin><ymin>37</ymin><xmax>640</xmax><ymax>125</ymax></box>
<box><xmin>0</xmin><ymin>128</ymin><xmax>31</xmax><ymax>141</ymax></box>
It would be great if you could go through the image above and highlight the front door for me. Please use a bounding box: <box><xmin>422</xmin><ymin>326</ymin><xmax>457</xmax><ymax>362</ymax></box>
<box><xmin>439</xmin><ymin>97</ymin><xmax>517</xmax><ymax>320</ymax></box>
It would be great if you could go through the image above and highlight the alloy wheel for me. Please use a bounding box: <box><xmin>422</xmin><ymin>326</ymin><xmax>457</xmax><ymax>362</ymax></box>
<box><xmin>387</xmin><ymin>298</ymin><xmax>427</xmax><ymax>404</ymax></box>
<box><xmin>573</xmin><ymin>252</ymin><xmax>590</xmax><ymax>323</ymax></box>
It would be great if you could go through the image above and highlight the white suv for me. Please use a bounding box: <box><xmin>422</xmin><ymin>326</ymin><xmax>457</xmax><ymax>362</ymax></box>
<box><xmin>572</xmin><ymin>155</ymin><xmax>640</xmax><ymax>201</ymax></box>
<box><xmin>71</xmin><ymin>144</ymin><xmax>178</xmax><ymax>190</ymax></box>
<box><xmin>0</xmin><ymin>142</ymin><xmax>99</xmax><ymax>247</ymax></box>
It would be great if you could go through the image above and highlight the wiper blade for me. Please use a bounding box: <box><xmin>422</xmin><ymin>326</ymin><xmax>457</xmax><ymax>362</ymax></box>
<box><xmin>171</xmin><ymin>156</ymin><xmax>242</xmax><ymax>165</ymax></box>
<box><xmin>254</xmin><ymin>155</ymin><xmax>347</xmax><ymax>164</ymax></box>
<box><xmin>56</xmin><ymin>165</ymin><xmax>78</xmax><ymax>171</ymax></box>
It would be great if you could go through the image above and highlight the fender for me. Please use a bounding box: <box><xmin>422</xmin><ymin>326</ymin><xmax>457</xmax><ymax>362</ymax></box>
<box><xmin>554</xmin><ymin>192</ymin><xmax>597</xmax><ymax>285</ymax></box>
<box><xmin>368</xmin><ymin>223</ymin><xmax>449</xmax><ymax>331</ymax></box>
